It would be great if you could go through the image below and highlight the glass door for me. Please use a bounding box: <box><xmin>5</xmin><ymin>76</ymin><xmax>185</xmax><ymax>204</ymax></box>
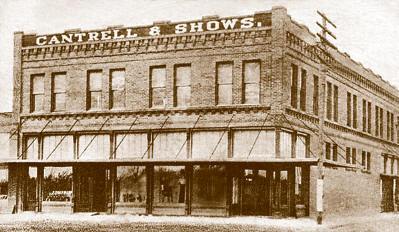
<box><xmin>241</xmin><ymin>169</ymin><xmax>268</xmax><ymax>215</ymax></box>
<box><xmin>74</xmin><ymin>166</ymin><xmax>107</xmax><ymax>212</ymax></box>
<box><xmin>270</xmin><ymin>170</ymin><xmax>289</xmax><ymax>217</ymax></box>
<box><xmin>24</xmin><ymin>167</ymin><xmax>38</xmax><ymax>211</ymax></box>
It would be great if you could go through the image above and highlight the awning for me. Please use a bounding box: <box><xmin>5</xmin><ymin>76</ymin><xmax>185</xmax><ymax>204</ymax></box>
<box><xmin>0</xmin><ymin>158</ymin><xmax>319</xmax><ymax>167</ymax></box>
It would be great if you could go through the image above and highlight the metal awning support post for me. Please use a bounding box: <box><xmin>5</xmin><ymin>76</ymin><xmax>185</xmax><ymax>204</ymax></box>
<box><xmin>141</xmin><ymin>116</ymin><xmax>170</xmax><ymax>159</ymax></box>
<box><xmin>45</xmin><ymin>119</ymin><xmax>80</xmax><ymax>160</ymax></box>
<box><xmin>78</xmin><ymin>118</ymin><xmax>110</xmax><ymax>159</ymax></box>
<box><xmin>175</xmin><ymin>114</ymin><xmax>202</xmax><ymax>159</ymax></box>
<box><xmin>17</xmin><ymin>120</ymin><xmax>52</xmax><ymax>159</ymax></box>
<box><xmin>111</xmin><ymin>117</ymin><xmax>139</xmax><ymax>158</ymax></box>
<box><xmin>209</xmin><ymin>114</ymin><xmax>235</xmax><ymax>159</ymax></box>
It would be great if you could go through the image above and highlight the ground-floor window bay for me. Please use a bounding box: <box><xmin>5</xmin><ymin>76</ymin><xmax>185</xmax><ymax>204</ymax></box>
<box><xmin>15</xmin><ymin>164</ymin><xmax>310</xmax><ymax>217</ymax></box>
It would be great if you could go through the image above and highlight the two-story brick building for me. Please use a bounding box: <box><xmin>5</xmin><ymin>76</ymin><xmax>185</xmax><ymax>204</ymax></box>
<box><xmin>0</xmin><ymin>6</ymin><xmax>398</xmax><ymax>220</ymax></box>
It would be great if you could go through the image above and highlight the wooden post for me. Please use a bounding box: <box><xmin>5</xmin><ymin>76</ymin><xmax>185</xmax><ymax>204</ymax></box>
<box><xmin>72</xmin><ymin>166</ymin><xmax>78</xmax><ymax>213</ymax></box>
<box><xmin>185</xmin><ymin>165</ymin><xmax>192</xmax><ymax>215</ymax></box>
<box><xmin>108</xmin><ymin>166</ymin><xmax>116</xmax><ymax>214</ymax></box>
<box><xmin>266</xmin><ymin>170</ymin><xmax>272</xmax><ymax>216</ymax></box>
<box><xmin>146</xmin><ymin>164</ymin><xmax>154</xmax><ymax>215</ymax></box>
<box><xmin>36</xmin><ymin>166</ymin><xmax>43</xmax><ymax>212</ymax></box>
<box><xmin>288</xmin><ymin>166</ymin><xmax>296</xmax><ymax>217</ymax></box>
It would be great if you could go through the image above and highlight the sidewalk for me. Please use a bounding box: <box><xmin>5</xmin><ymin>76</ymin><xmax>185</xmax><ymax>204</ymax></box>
<box><xmin>0</xmin><ymin>212</ymin><xmax>398</xmax><ymax>231</ymax></box>
<box><xmin>0</xmin><ymin>213</ymin><xmax>323</xmax><ymax>231</ymax></box>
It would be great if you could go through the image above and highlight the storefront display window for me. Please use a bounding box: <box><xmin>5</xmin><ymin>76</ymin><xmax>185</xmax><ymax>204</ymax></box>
<box><xmin>153</xmin><ymin>166</ymin><xmax>185</xmax><ymax>215</ymax></box>
<box><xmin>42</xmin><ymin>167</ymin><xmax>72</xmax><ymax>213</ymax></box>
<box><xmin>192</xmin><ymin>165</ymin><xmax>226</xmax><ymax>216</ymax></box>
<box><xmin>115</xmin><ymin>166</ymin><xmax>146</xmax><ymax>214</ymax></box>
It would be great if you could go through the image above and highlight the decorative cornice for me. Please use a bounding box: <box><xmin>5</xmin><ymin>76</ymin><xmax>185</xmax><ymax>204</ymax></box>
<box><xmin>20</xmin><ymin>105</ymin><xmax>271</xmax><ymax>122</ymax></box>
<box><xmin>286</xmin><ymin>31</ymin><xmax>399</xmax><ymax>105</ymax></box>
<box><xmin>286</xmin><ymin>107</ymin><xmax>399</xmax><ymax>149</ymax></box>
<box><xmin>21</xmin><ymin>28</ymin><xmax>272</xmax><ymax>62</ymax></box>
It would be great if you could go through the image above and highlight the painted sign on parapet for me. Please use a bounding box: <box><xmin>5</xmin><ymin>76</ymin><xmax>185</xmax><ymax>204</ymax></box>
<box><xmin>21</xmin><ymin>13</ymin><xmax>271</xmax><ymax>47</ymax></box>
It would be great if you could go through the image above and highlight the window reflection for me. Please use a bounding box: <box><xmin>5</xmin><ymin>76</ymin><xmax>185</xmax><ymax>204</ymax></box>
<box><xmin>153</xmin><ymin>166</ymin><xmax>185</xmax><ymax>215</ymax></box>
<box><xmin>192</xmin><ymin>165</ymin><xmax>226</xmax><ymax>216</ymax></box>
<box><xmin>116</xmin><ymin>166</ymin><xmax>146</xmax><ymax>204</ymax></box>
<box><xmin>0</xmin><ymin>169</ymin><xmax>8</xmax><ymax>213</ymax></box>
<box><xmin>43</xmin><ymin>167</ymin><xmax>72</xmax><ymax>202</ymax></box>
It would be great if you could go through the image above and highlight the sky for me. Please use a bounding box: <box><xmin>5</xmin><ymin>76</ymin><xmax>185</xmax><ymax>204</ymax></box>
<box><xmin>0</xmin><ymin>0</ymin><xmax>398</xmax><ymax>112</ymax></box>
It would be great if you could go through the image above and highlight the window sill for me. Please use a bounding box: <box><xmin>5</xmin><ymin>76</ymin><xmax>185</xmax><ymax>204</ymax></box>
<box><xmin>361</xmin><ymin>169</ymin><xmax>371</xmax><ymax>174</ymax></box>
<box><xmin>345</xmin><ymin>167</ymin><xmax>357</xmax><ymax>172</ymax></box>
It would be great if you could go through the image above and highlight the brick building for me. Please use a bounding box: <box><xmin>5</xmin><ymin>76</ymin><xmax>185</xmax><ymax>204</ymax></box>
<box><xmin>0</xmin><ymin>6</ymin><xmax>398</xmax><ymax>220</ymax></box>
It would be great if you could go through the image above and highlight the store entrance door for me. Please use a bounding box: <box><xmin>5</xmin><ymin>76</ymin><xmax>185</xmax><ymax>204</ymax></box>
<box><xmin>270</xmin><ymin>170</ymin><xmax>291</xmax><ymax>217</ymax></box>
<box><xmin>230</xmin><ymin>167</ymin><xmax>296</xmax><ymax>217</ymax></box>
<box><xmin>241</xmin><ymin>169</ymin><xmax>269</xmax><ymax>215</ymax></box>
<box><xmin>381</xmin><ymin>176</ymin><xmax>394</xmax><ymax>212</ymax></box>
<box><xmin>74</xmin><ymin>166</ymin><xmax>107</xmax><ymax>212</ymax></box>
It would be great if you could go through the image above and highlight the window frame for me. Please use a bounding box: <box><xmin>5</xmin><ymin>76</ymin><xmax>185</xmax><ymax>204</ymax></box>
<box><xmin>150</xmin><ymin>65</ymin><xmax>167</xmax><ymax>108</ymax></box>
<box><xmin>242</xmin><ymin>60</ymin><xmax>261</xmax><ymax>105</ymax></box>
<box><xmin>30</xmin><ymin>74</ymin><xmax>45</xmax><ymax>113</ymax></box>
<box><xmin>110</xmin><ymin>69</ymin><xmax>126</xmax><ymax>110</ymax></box>
<box><xmin>51</xmin><ymin>72</ymin><xmax>67</xmax><ymax>112</ymax></box>
<box><xmin>86</xmin><ymin>70</ymin><xmax>103</xmax><ymax>111</ymax></box>
<box><xmin>174</xmin><ymin>64</ymin><xmax>191</xmax><ymax>107</ymax></box>
<box><xmin>216</xmin><ymin>62</ymin><xmax>233</xmax><ymax>105</ymax></box>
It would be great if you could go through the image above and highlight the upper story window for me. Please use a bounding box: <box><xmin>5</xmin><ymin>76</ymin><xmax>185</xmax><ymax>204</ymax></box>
<box><xmin>352</xmin><ymin>94</ymin><xmax>357</xmax><ymax>129</ymax></box>
<box><xmin>367</xmin><ymin>102</ymin><xmax>372</xmax><ymax>134</ymax></box>
<box><xmin>325</xmin><ymin>142</ymin><xmax>331</xmax><ymax>160</ymax></box>
<box><xmin>312</xmin><ymin>75</ymin><xmax>319</xmax><ymax>115</ymax></box>
<box><xmin>150</xmin><ymin>66</ymin><xmax>167</xmax><ymax>108</ymax></box>
<box><xmin>87</xmin><ymin>70</ymin><xmax>103</xmax><ymax>110</ymax></box>
<box><xmin>397</xmin><ymin>116</ymin><xmax>399</xmax><ymax>144</ymax></box>
<box><xmin>51</xmin><ymin>73</ymin><xmax>66</xmax><ymax>112</ymax></box>
<box><xmin>346</xmin><ymin>147</ymin><xmax>356</xmax><ymax>165</ymax></box>
<box><xmin>346</xmin><ymin>92</ymin><xmax>357</xmax><ymax>128</ymax></box>
<box><xmin>379</xmin><ymin>107</ymin><xmax>384</xmax><ymax>138</ymax></box>
<box><xmin>333</xmin><ymin>85</ymin><xmax>338</xmax><ymax>122</ymax></box>
<box><xmin>216</xmin><ymin>62</ymin><xmax>233</xmax><ymax>105</ymax></box>
<box><xmin>243</xmin><ymin>60</ymin><xmax>260</xmax><ymax>104</ymax></box>
<box><xmin>110</xmin><ymin>69</ymin><xmax>126</xmax><ymax>109</ymax></box>
<box><xmin>346</xmin><ymin>92</ymin><xmax>351</xmax><ymax>126</ymax></box>
<box><xmin>290</xmin><ymin>64</ymin><xmax>298</xmax><ymax>108</ymax></box>
<box><xmin>30</xmin><ymin>74</ymin><xmax>45</xmax><ymax>112</ymax></box>
<box><xmin>326</xmin><ymin>82</ymin><xmax>332</xmax><ymax>120</ymax></box>
<box><xmin>362</xmin><ymin>99</ymin><xmax>372</xmax><ymax>134</ymax></box>
<box><xmin>174</xmin><ymin>65</ymin><xmax>191</xmax><ymax>107</ymax></box>
<box><xmin>299</xmin><ymin>69</ymin><xmax>307</xmax><ymax>111</ymax></box>
<box><xmin>361</xmin><ymin>150</ymin><xmax>371</xmax><ymax>171</ymax></box>
<box><xmin>375</xmin><ymin>106</ymin><xmax>380</xmax><ymax>137</ymax></box>
<box><xmin>326</xmin><ymin>82</ymin><xmax>338</xmax><ymax>122</ymax></box>
<box><xmin>387</xmin><ymin>111</ymin><xmax>394</xmax><ymax>142</ymax></box>
<box><xmin>325</xmin><ymin>142</ymin><xmax>338</xmax><ymax>162</ymax></box>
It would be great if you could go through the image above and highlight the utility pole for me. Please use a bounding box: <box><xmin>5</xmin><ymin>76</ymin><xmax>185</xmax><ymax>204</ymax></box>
<box><xmin>315</xmin><ymin>11</ymin><xmax>337</xmax><ymax>225</ymax></box>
